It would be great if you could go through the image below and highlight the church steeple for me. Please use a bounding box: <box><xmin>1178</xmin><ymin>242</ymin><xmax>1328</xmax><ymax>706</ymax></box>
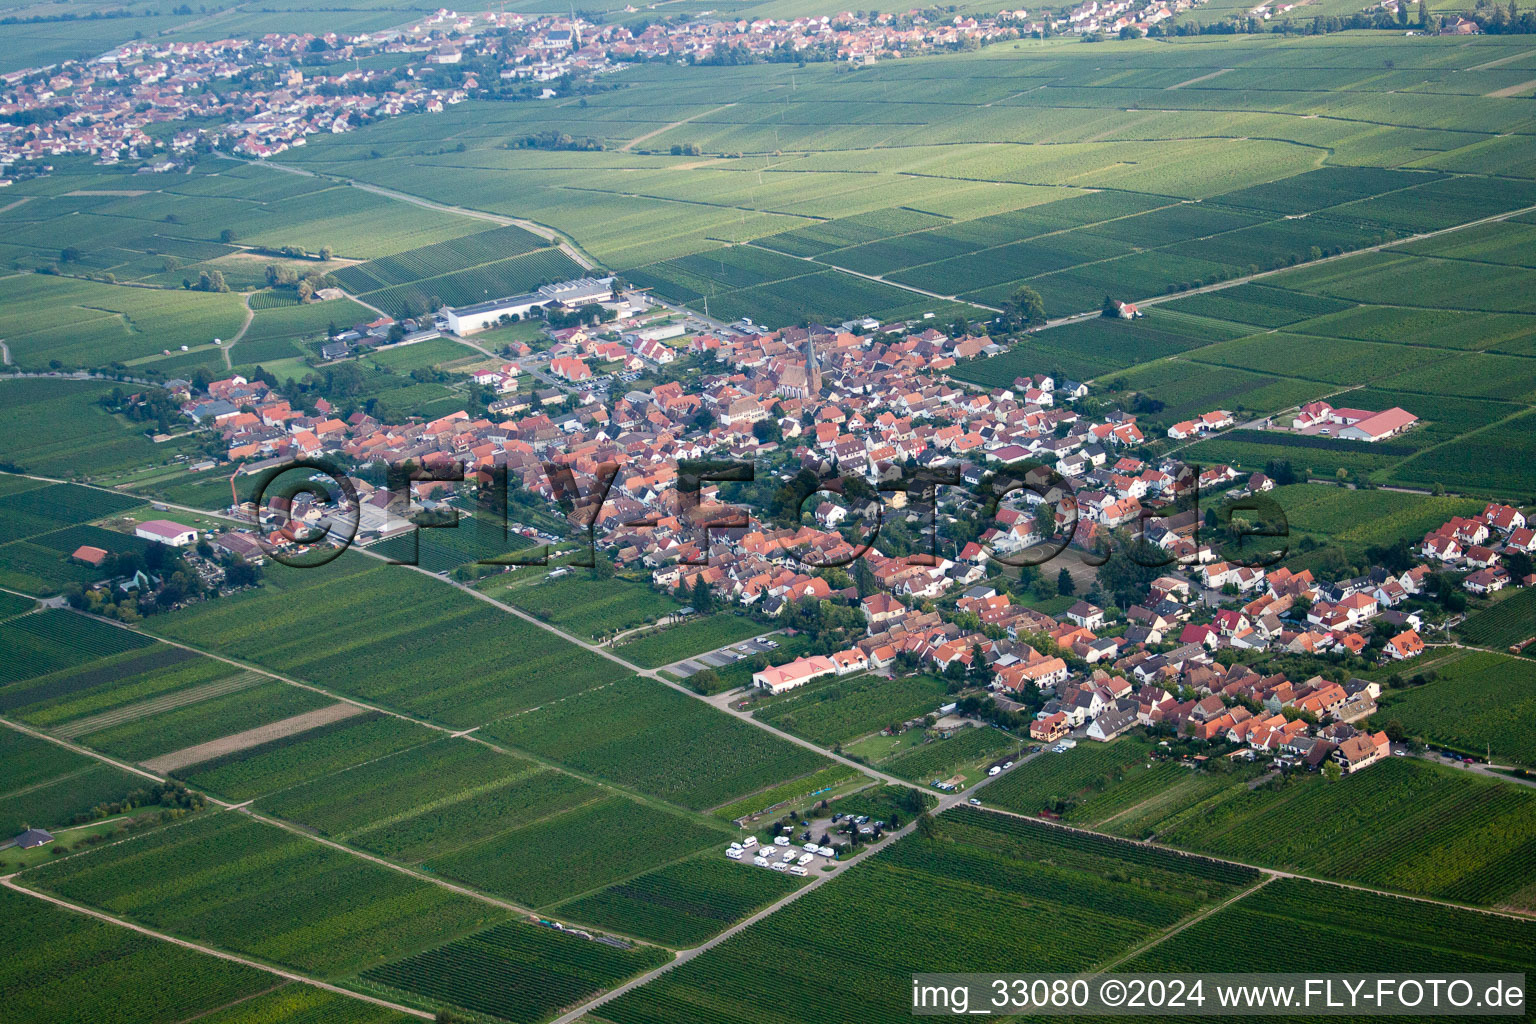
<box><xmin>804</xmin><ymin>335</ymin><xmax>821</xmax><ymax>399</ymax></box>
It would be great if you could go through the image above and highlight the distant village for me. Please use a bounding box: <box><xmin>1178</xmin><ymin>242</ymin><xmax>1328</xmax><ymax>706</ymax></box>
<box><xmin>104</xmin><ymin>271</ymin><xmax>1532</xmax><ymax>785</ymax></box>
<box><xmin>0</xmin><ymin>0</ymin><xmax>1213</xmax><ymax>177</ymax></box>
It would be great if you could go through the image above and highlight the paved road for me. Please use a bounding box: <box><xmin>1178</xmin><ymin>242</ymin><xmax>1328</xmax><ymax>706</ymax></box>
<box><xmin>0</xmin><ymin>876</ymin><xmax>433</xmax><ymax>1020</ymax></box>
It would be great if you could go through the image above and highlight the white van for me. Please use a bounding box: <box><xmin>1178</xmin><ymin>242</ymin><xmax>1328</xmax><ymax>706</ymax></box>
<box><xmin>773</xmin><ymin>835</ymin><xmax>790</xmax><ymax>846</ymax></box>
<box><xmin>742</xmin><ymin>836</ymin><xmax>757</xmax><ymax>848</ymax></box>
<box><xmin>726</xmin><ymin>848</ymin><xmax>743</xmax><ymax>860</ymax></box>
<box><xmin>789</xmin><ymin>865</ymin><xmax>809</xmax><ymax>876</ymax></box>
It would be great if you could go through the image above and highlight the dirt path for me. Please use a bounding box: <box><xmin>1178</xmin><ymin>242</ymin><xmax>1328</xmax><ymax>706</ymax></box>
<box><xmin>1486</xmin><ymin>78</ymin><xmax>1536</xmax><ymax>98</ymax></box>
<box><xmin>621</xmin><ymin>103</ymin><xmax>737</xmax><ymax>153</ymax></box>
<box><xmin>0</xmin><ymin>876</ymin><xmax>433</xmax><ymax>1020</ymax></box>
<box><xmin>1167</xmin><ymin>67</ymin><xmax>1233</xmax><ymax>90</ymax></box>
<box><xmin>143</xmin><ymin>703</ymin><xmax>367</xmax><ymax>773</ymax></box>
<box><xmin>223</xmin><ymin>295</ymin><xmax>255</xmax><ymax>370</ymax></box>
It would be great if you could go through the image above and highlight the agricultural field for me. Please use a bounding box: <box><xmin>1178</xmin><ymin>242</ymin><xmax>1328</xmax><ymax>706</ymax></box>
<box><xmin>1125</xmin><ymin>876</ymin><xmax>1536</xmax><ymax>977</ymax></box>
<box><xmin>597</xmin><ymin>808</ymin><xmax>1257</xmax><ymax>1024</ymax></box>
<box><xmin>0</xmin><ymin>381</ymin><xmax>201</xmax><ymax>481</ymax></box>
<box><xmin>1376</xmin><ymin>651</ymin><xmax>1536</xmax><ymax>767</ymax></box>
<box><xmin>1458</xmin><ymin>589</ymin><xmax>1536</xmax><ymax>654</ymax></box>
<box><xmin>425</xmin><ymin>795</ymin><xmax>725</xmax><ymax>907</ymax></box>
<box><xmin>709</xmin><ymin>764</ymin><xmax>863</xmax><ymax>822</ymax></box>
<box><xmin>612</xmin><ymin>614</ymin><xmax>765</xmax><ymax>669</ymax></box>
<box><xmin>256</xmin><ymin>737</ymin><xmax>602</xmax><ymax>863</ymax></box>
<box><xmin>980</xmin><ymin>735</ymin><xmax>1158</xmax><ymax>816</ymax></box>
<box><xmin>752</xmin><ymin>673</ymin><xmax>948</xmax><ymax>747</ymax></box>
<box><xmin>0</xmin><ymin>886</ymin><xmax>276</xmax><ymax>1024</ymax></box>
<box><xmin>1158</xmin><ymin>757</ymin><xmax>1536</xmax><ymax>910</ymax></box>
<box><xmin>188</xmin><ymin>985</ymin><xmax>417</xmax><ymax>1024</ymax></box>
<box><xmin>880</xmin><ymin>725</ymin><xmax>1021</xmax><ymax>784</ymax></box>
<box><xmin>480</xmin><ymin>676</ymin><xmax>833</xmax><ymax>811</ymax></box>
<box><xmin>499</xmin><ymin>572</ymin><xmax>684</xmax><ymax>641</ymax></box>
<box><xmin>0</xmin><ymin>728</ymin><xmax>150</xmax><ymax>835</ymax></box>
<box><xmin>553</xmin><ymin>854</ymin><xmax>805</xmax><ymax>947</ymax></box>
<box><xmin>1261</xmin><ymin>484</ymin><xmax>1485</xmax><ymax>552</ymax></box>
<box><xmin>23</xmin><ymin>811</ymin><xmax>508</xmax><ymax>977</ymax></box>
<box><xmin>362</xmin><ymin>918</ymin><xmax>669</xmax><ymax>1024</ymax></box>
<box><xmin>0</xmin><ymin>609</ymin><xmax>154</xmax><ymax>686</ymax></box>
<box><xmin>146</xmin><ymin>554</ymin><xmax>627</xmax><ymax>726</ymax></box>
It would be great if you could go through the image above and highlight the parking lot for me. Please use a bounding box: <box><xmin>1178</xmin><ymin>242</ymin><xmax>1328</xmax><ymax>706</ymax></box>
<box><xmin>672</xmin><ymin>634</ymin><xmax>781</xmax><ymax>676</ymax></box>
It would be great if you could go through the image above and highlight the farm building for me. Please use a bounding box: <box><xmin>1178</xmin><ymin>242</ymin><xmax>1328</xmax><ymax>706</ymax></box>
<box><xmin>14</xmin><ymin>828</ymin><xmax>53</xmax><ymax>849</ymax></box>
<box><xmin>70</xmin><ymin>544</ymin><xmax>109</xmax><ymax>567</ymax></box>
<box><xmin>134</xmin><ymin>520</ymin><xmax>198</xmax><ymax>547</ymax></box>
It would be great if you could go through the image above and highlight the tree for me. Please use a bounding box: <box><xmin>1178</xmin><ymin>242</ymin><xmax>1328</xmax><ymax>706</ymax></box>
<box><xmin>1056</xmin><ymin>567</ymin><xmax>1075</xmax><ymax>596</ymax></box>
<box><xmin>1322</xmin><ymin>759</ymin><xmax>1342</xmax><ymax>782</ymax></box>
<box><xmin>219</xmin><ymin>228</ymin><xmax>237</xmax><ymax>243</ymax></box>
<box><xmin>590</xmin><ymin>552</ymin><xmax>615</xmax><ymax>580</ymax></box>
<box><xmin>319</xmin><ymin>245</ymin><xmax>334</xmax><ymax>261</ymax></box>
<box><xmin>690</xmin><ymin>576</ymin><xmax>714</xmax><ymax>613</ymax></box>
<box><xmin>1006</xmin><ymin>285</ymin><xmax>1046</xmax><ymax>325</ymax></box>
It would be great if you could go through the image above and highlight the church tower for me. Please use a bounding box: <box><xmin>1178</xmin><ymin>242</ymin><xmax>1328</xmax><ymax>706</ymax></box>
<box><xmin>804</xmin><ymin>335</ymin><xmax>822</xmax><ymax>400</ymax></box>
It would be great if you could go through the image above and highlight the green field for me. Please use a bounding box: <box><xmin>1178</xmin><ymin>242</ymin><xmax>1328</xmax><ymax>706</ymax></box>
<box><xmin>24</xmin><ymin>812</ymin><xmax>507</xmax><ymax>977</ymax></box>
<box><xmin>880</xmin><ymin>726</ymin><xmax>1022</xmax><ymax>784</ymax></box>
<box><xmin>753</xmin><ymin>673</ymin><xmax>948</xmax><ymax>746</ymax></box>
<box><xmin>146</xmin><ymin>555</ymin><xmax>626</xmax><ymax>726</ymax></box>
<box><xmin>1458</xmin><ymin>589</ymin><xmax>1536</xmax><ymax>653</ymax></box>
<box><xmin>981</xmin><ymin>735</ymin><xmax>1158</xmax><ymax>816</ymax></box>
<box><xmin>480</xmin><ymin>676</ymin><xmax>833</xmax><ymax>811</ymax></box>
<box><xmin>612</xmin><ymin>614</ymin><xmax>765</xmax><ymax>669</ymax></box>
<box><xmin>1376</xmin><ymin>651</ymin><xmax>1536</xmax><ymax>767</ymax></box>
<box><xmin>0</xmin><ymin>885</ymin><xmax>276</xmax><ymax>1024</ymax></box>
<box><xmin>0</xmin><ymin>728</ymin><xmax>151</xmax><ymax>835</ymax></box>
<box><xmin>597</xmin><ymin>808</ymin><xmax>1258</xmax><ymax>1024</ymax></box>
<box><xmin>553</xmin><ymin>854</ymin><xmax>804</xmax><ymax>947</ymax></box>
<box><xmin>500</xmin><ymin>573</ymin><xmax>684</xmax><ymax>641</ymax></box>
<box><xmin>0</xmin><ymin>382</ymin><xmax>198</xmax><ymax>481</ymax></box>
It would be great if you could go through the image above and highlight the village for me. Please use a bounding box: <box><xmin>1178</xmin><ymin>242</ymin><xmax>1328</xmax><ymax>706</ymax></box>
<box><xmin>84</xmin><ymin>269</ymin><xmax>1531</xmax><ymax>791</ymax></box>
<box><xmin>0</xmin><ymin>0</ymin><xmax>1216</xmax><ymax>176</ymax></box>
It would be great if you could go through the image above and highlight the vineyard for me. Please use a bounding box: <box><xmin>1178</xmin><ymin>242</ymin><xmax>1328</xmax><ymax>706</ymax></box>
<box><xmin>554</xmin><ymin>854</ymin><xmax>804</xmax><ymax>947</ymax></box>
<box><xmin>481</xmin><ymin>676</ymin><xmax>832</xmax><ymax>811</ymax></box>
<box><xmin>502</xmin><ymin>573</ymin><xmax>682</xmax><ymax>641</ymax></box>
<box><xmin>880</xmin><ymin>725</ymin><xmax>1019</xmax><ymax>783</ymax></box>
<box><xmin>331</xmin><ymin>223</ymin><xmax>548</xmax><ymax>292</ymax></box>
<box><xmin>25</xmin><ymin>812</ymin><xmax>507</xmax><ymax>977</ymax></box>
<box><xmin>0</xmin><ymin>886</ymin><xmax>273</xmax><ymax>1024</ymax></box>
<box><xmin>258</xmin><ymin>738</ymin><xmax>601</xmax><ymax>863</ymax></box>
<box><xmin>613</xmin><ymin>613</ymin><xmax>764</xmax><ymax>669</ymax></box>
<box><xmin>356</xmin><ymin>247</ymin><xmax>586</xmax><ymax>320</ymax></box>
<box><xmin>1159</xmin><ymin>757</ymin><xmax>1536</xmax><ymax>909</ymax></box>
<box><xmin>149</xmin><ymin>555</ymin><xmax>626</xmax><ymax>726</ymax></box>
<box><xmin>1</xmin><ymin>644</ymin><xmax>216</xmax><ymax>725</ymax></box>
<box><xmin>0</xmin><ymin>728</ymin><xmax>148</xmax><ymax>834</ymax></box>
<box><xmin>176</xmin><ymin>713</ymin><xmax>435</xmax><ymax>802</ymax></box>
<box><xmin>1376</xmin><ymin>651</ymin><xmax>1536</xmax><ymax>767</ymax></box>
<box><xmin>363</xmin><ymin>918</ymin><xmax>668</xmax><ymax>1024</ymax></box>
<box><xmin>597</xmin><ymin>809</ymin><xmax>1254</xmax><ymax>1024</ymax></box>
<box><xmin>0</xmin><ymin>610</ymin><xmax>152</xmax><ymax>685</ymax></box>
<box><xmin>753</xmin><ymin>673</ymin><xmax>948</xmax><ymax>746</ymax></box>
<box><xmin>426</xmin><ymin>795</ymin><xmax>724</xmax><ymax>907</ymax></box>
<box><xmin>1458</xmin><ymin>588</ymin><xmax>1536</xmax><ymax>652</ymax></box>
<box><xmin>1127</xmin><ymin>877</ymin><xmax>1536</xmax><ymax>977</ymax></box>
<box><xmin>710</xmin><ymin>764</ymin><xmax>863</xmax><ymax>821</ymax></box>
<box><xmin>79</xmin><ymin>679</ymin><xmax>334</xmax><ymax>764</ymax></box>
<box><xmin>980</xmin><ymin>736</ymin><xmax>1157</xmax><ymax>816</ymax></box>
<box><xmin>192</xmin><ymin>985</ymin><xmax>416</xmax><ymax>1024</ymax></box>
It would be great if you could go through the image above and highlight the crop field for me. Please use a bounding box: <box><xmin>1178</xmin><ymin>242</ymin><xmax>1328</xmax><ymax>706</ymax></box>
<box><xmin>175</xmin><ymin>713</ymin><xmax>436</xmax><ymax>802</ymax></box>
<box><xmin>554</xmin><ymin>854</ymin><xmax>805</xmax><ymax>947</ymax></box>
<box><xmin>364</xmin><ymin>338</ymin><xmax>483</xmax><ymax>374</ymax></box>
<box><xmin>0</xmin><ymin>381</ymin><xmax>199</xmax><ymax>480</ymax></box>
<box><xmin>0</xmin><ymin>591</ymin><xmax>33</xmax><ymax>621</ymax></box>
<box><xmin>1389</xmin><ymin>411</ymin><xmax>1536</xmax><ymax>498</ymax></box>
<box><xmin>1187</xmin><ymin>332</ymin><xmax>1451</xmax><ymax>386</ymax></box>
<box><xmin>426</xmin><ymin>794</ymin><xmax>725</xmax><ymax>907</ymax></box>
<box><xmin>332</xmin><ymin>223</ymin><xmax>549</xmax><ymax>292</ymax></box>
<box><xmin>1378</xmin><ymin>652</ymin><xmax>1536</xmax><ymax>767</ymax></box>
<box><xmin>256</xmin><ymin>737</ymin><xmax>601</xmax><ymax>861</ymax></box>
<box><xmin>24</xmin><ymin>812</ymin><xmax>508</xmax><ymax>977</ymax></box>
<box><xmin>1152</xmin><ymin>284</ymin><xmax>1353</xmax><ymax>329</ymax></box>
<box><xmin>0</xmin><ymin>886</ymin><xmax>275</xmax><ymax>1024</ymax></box>
<box><xmin>753</xmin><ymin>673</ymin><xmax>947</xmax><ymax>746</ymax></box>
<box><xmin>1126</xmin><ymin>877</ymin><xmax>1536</xmax><ymax>978</ymax></box>
<box><xmin>481</xmin><ymin>676</ymin><xmax>832</xmax><ymax>811</ymax></box>
<box><xmin>190</xmin><ymin>985</ymin><xmax>416</xmax><ymax>1024</ymax></box>
<box><xmin>880</xmin><ymin>726</ymin><xmax>1020</xmax><ymax>783</ymax></box>
<box><xmin>597</xmin><ymin>808</ymin><xmax>1257</xmax><ymax>1024</ymax></box>
<box><xmin>709</xmin><ymin>764</ymin><xmax>863</xmax><ymax>821</ymax></box>
<box><xmin>500</xmin><ymin>573</ymin><xmax>683</xmax><ymax>640</ymax></box>
<box><xmin>79</xmin><ymin>679</ymin><xmax>336</xmax><ymax>765</ymax></box>
<box><xmin>363</xmin><ymin>918</ymin><xmax>669</xmax><ymax>1024</ymax></box>
<box><xmin>1159</xmin><ymin>757</ymin><xmax>1536</xmax><ymax>909</ymax></box>
<box><xmin>367</xmin><ymin>513</ymin><xmax>540</xmax><ymax>573</ymax></box>
<box><xmin>1261</xmin><ymin>484</ymin><xmax>1484</xmax><ymax>551</ymax></box>
<box><xmin>613</xmin><ymin>613</ymin><xmax>765</xmax><ymax>669</ymax></box>
<box><xmin>0</xmin><ymin>609</ymin><xmax>153</xmax><ymax>686</ymax></box>
<box><xmin>0</xmin><ymin>643</ymin><xmax>223</xmax><ymax>727</ymax></box>
<box><xmin>1458</xmin><ymin>589</ymin><xmax>1536</xmax><ymax>654</ymax></box>
<box><xmin>0</xmin><ymin>273</ymin><xmax>247</xmax><ymax>369</ymax></box>
<box><xmin>0</xmin><ymin>728</ymin><xmax>149</xmax><ymax>834</ymax></box>
<box><xmin>981</xmin><ymin>736</ymin><xmax>1157</xmax><ymax>816</ymax></box>
<box><xmin>1295</xmin><ymin>303</ymin><xmax>1536</xmax><ymax>352</ymax></box>
<box><xmin>147</xmin><ymin>555</ymin><xmax>626</xmax><ymax>726</ymax></box>
<box><xmin>354</xmin><ymin>247</ymin><xmax>587</xmax><ymax>320</ymax></box>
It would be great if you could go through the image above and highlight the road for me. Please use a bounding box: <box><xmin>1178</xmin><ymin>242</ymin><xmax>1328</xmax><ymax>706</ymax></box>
<box><xmin>0</xmin><ymin>876</ymin><xmax>434</xmax><ymax>1020</ymax></box>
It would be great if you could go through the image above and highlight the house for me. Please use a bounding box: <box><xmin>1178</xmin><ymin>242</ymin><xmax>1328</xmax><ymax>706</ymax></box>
<box><xmin>1086</xmin><ymin>705</ymin><xmax>1138</xmax><ymax>742</ymax></box>
<box><xmin>1030</xmin><ymin>711</ymin><xmax>1070</xmax><ymax>742</ymax></box>
<box><xmin>14</xmin><ymin>828</ymin><xmax>53</xmax><ymax>849</ymax></box>
<box><xmin>1065</xmin><ymin>600</ymin><xmax>1105</xmax><ymax>630</ymax></box>
<box><xmin>70</xmin><ymin>544</ymin><xmax>110</xmax><ymax>567</ymax></box>
<box><xmin>1333</xmin><ymin>731</ymin><xmax>1390</xmax><ymax>774</ymax></box>
<box><xmin>752</xmin><ymin>655</ymin><xmax>837</xmax><ymax>695</ymax></box>
<box><xmin>1464</xmin><ymin>567</ymin><xmax>1509</xmax><ymax>595</ymax></box>
<box><xmin>1385</xmin><ymin>628</ymin><xmax>1425</xmax><ymax>661</ymax></box>
<box><xmin>133</xmin><ymin>520</ymin><xmax>198</xmax><ymax>547</ymax></box>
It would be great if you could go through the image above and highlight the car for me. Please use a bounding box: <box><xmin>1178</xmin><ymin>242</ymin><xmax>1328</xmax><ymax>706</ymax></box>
<box><xmin>1003</xmin><ymin>761</ymin><xmax>1014</xmax><ymax>769</ymax></box>
<box><xmin>988</xmin><ymin>766</ymin><xmax>1001</xmax><ymax>776</ymax></box>
<box><xmin>968</xmin><ymin>797</ymin><xmax>982</xmax><ymax>806</ymax></box>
